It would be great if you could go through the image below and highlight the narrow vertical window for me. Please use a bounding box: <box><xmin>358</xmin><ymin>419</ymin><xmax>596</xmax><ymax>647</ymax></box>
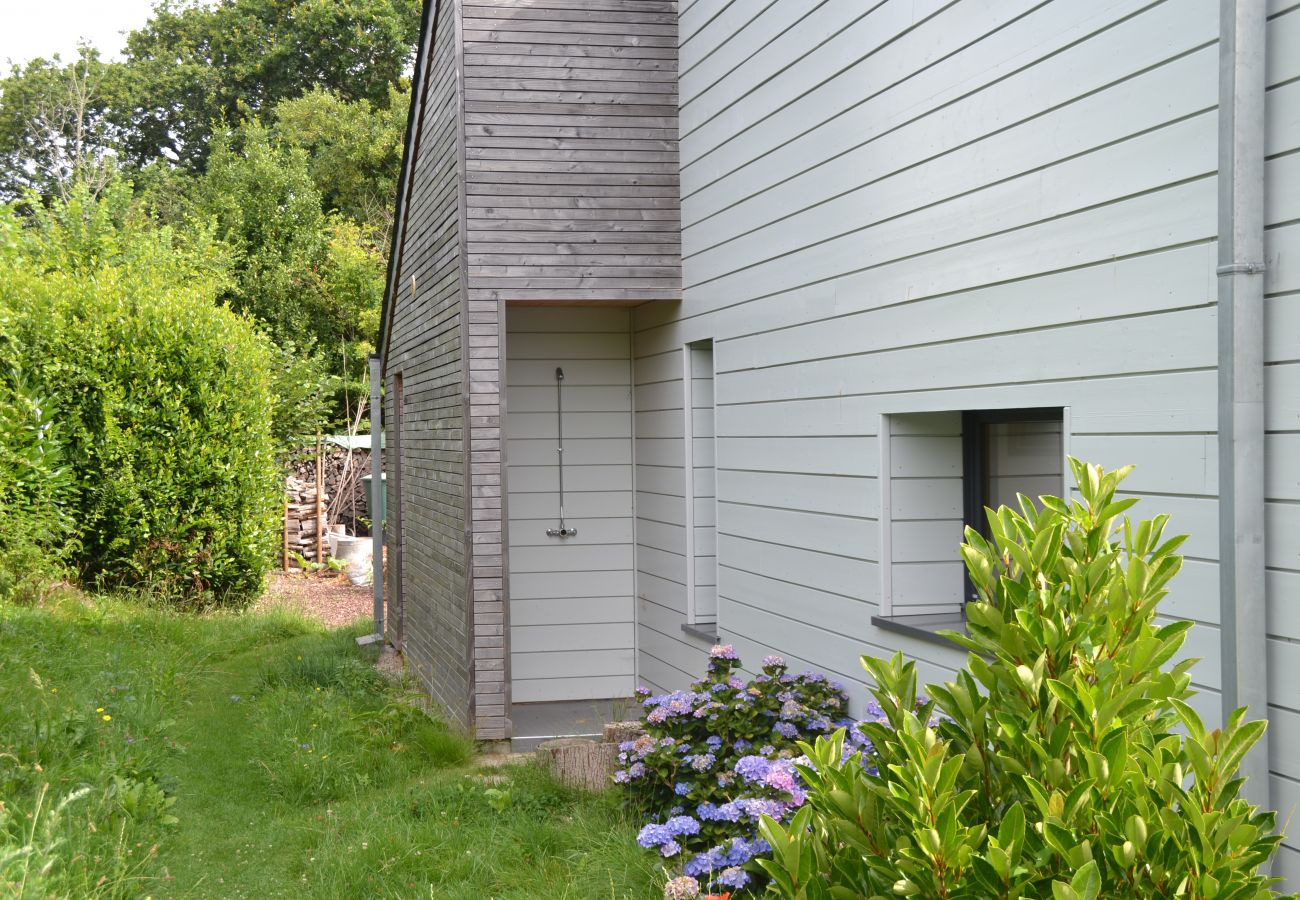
<box><xmin>684</xmin><ymin>341</ymin><xmax>717</xmax><ymax>626</ymax></box>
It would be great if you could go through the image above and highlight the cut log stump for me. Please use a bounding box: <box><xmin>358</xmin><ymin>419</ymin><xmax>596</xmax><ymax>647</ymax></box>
<box><xmin>535</xmin><ymin>738</ymin><xmax>618</xmax><ymax>792</ymax></box>
<box><xmin>603</xmin><ymin>721</ymin><xmax>644</xmax><ymax>744</ymax></box>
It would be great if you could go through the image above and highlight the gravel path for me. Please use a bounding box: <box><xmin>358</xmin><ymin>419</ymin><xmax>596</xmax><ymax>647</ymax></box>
<box><xmin>258</xmin><ymin>571</ymin><xmax>378</xmax><ymax>629</ymax></box>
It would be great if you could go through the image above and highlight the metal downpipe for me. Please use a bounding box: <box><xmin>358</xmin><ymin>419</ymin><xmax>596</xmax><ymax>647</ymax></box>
<box><xmin>1216</xmin><ymin>0</ymin><xmax>1270</xmax><ymax>812</ymax></box>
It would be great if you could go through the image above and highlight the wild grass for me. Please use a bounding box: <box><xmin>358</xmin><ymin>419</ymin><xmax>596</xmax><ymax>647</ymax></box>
<box><xmin>0</xmin><ymin>592</ymin><xmax>659</xmax><ymax>898</ymax></box>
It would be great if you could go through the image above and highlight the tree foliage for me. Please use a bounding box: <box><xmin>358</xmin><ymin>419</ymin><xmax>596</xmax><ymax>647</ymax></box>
<box><xmin>0</xmin><ymin>48</ymin><xmax>124</xmax><ymax>203</ymax></box>
<box><xmin>116</xmin><ymin>0</ymin><xmax>420</xmax><ymax>170</ymax></box>
<box><xmin>271</xmin><ymin>86</ymin><xmax>408</xmax><ymax>239</ymax></box>
<box><xmin>0</xmin><ymin>0</ymin><xmax>417</xmax><ymax>601</ymax></box>
<box><xmin>0</xmin><ymin>0</ymin><xmax>415</xmax><ymax>431</ymax></box>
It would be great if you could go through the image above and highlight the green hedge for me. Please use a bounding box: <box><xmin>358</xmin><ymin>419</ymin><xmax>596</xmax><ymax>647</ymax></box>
<box><xmin>0</xmin><ymin>187</ymin><xmax>281</xmax><ymax>603</ymax></box>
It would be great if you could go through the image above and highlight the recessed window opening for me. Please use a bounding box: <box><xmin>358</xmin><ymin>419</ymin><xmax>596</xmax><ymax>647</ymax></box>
<box><xmin>683</xmin><ymin>340</ymin><xmax>717</xmax><ymax>629</ymax></box>
<box><xmin>875</xmin><ymin>407</ymin><xmax>1066</xmax><ymax>643</ymax></box>
<box><xmin>961</xmin><ymin>408</ymin><xmax>1064</xmax><ymax>602</ymax></box>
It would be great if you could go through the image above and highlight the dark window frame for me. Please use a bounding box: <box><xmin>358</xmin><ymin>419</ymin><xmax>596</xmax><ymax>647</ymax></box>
<box><xmin>874</xmin><ymin>406</ymin><xmax>1064</xmax><ymax>646</ymax></box>
<box><xmin>960</xmin><ymin>407</ymin><xmax>1064</xmax><ymax>603</ymax></box>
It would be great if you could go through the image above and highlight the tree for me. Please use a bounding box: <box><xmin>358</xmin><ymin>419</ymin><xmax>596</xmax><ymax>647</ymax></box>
<box><xmin>0</xmin><ymin>48</ymin><xmax>124</xmax><ymax>203</ymax></box>
<box><xmin>117</xmin><ymin>0</ymin><xmax>420</xmax><ymax>170</ymax></box>
<box><xmin>271</xmin><ymin>86</ymin><xmax>408</xmax><ymax>241</ymax></box>
<box><xmin>194</xmin><ymin>120</ymin><xmax>386</xmax><ymax>429</ymax></box>
<box><xmin>193</xmin><ymin>119</ymin><xmax>331</xmax><ymax>343</ymax></box>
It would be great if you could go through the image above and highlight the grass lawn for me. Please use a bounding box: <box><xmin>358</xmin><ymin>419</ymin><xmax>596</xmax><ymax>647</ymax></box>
<box><xmin>0</xmin><ymin>592</ymin><xmax>660</xmax><ymax>898</ymax></box>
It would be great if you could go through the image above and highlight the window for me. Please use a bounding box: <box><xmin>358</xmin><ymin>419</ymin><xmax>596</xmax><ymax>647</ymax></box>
<box><xmin>682</xmin><ymin>340</ymin><xmax>718</xmax><ymax>638</ymax></box>
<box><xmin>961</xmin><ymin>409</ymin><xmax>1064</xmax><ymax>602</ymax></box>
<box><xmin>875</xmin><ymin>407</ymin><xmax>1065</xmax><ymax>644</ymax></box>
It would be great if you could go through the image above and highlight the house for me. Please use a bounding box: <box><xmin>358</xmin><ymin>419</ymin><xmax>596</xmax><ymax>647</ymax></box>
<box><xmin>377</xmin><ymin>0</ymin><xmax>1299</xmax><ymax>882</ymax></box>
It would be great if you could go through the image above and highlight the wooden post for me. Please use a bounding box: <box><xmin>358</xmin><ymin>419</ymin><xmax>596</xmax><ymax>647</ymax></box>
<box><xmin>282</xmin><ymin>494</ymin><xmax>290</xmax><ymax>573</ymax></box>
<box><xmin>315</xmin><ymin>434</ymin><xmax>324</xmax><ymax>564</ymax></box>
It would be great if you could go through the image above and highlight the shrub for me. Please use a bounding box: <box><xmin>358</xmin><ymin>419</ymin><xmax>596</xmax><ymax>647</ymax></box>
<box><xmin>0</xmin><ymin>185</ymin><xmax>282</xmax><ymax>603</ymax></box>
<box><xmin>758</xmin><ymin>460</ymin><xmax>1290</xmax><ymax>899</ymax></box>
<box><xmin>616</xmin><ymin>646</ymin><xmax>851</xmax><ymax>894</ymax></box>
<box><xmin>0</xmin><ymin>370</ymin><xmax>76</xmax><ymax>602</ymax></box>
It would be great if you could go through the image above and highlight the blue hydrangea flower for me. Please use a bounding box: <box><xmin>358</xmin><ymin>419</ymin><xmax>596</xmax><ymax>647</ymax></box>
<box><xmin>690</xmin><ymin>752</ymin><xmax>715</xmax><ymax>772</ymax></box>
<box><xmin>717</xmin><ymin>866</ymin><xmax>750</xmax><ymax>889</ymax></box>
<box><xmin>660</xmin><ymin>839</ymin><xmax>681</xmax><ymax>857</ymax></box>
<box><xmin>683</xmin><ymin>853</ymin><xmax>712</xmax><ymax>878</ymax></box>
<box><xmin>674</xmin><ymin>781</ymin><xmax>692</xmax><ymax>796</ymax></box>
<box><xmin>705</xmin><ymin>735</ymin><xmax>722</xmax><ymax>748</ymax></box>
<box><xmin>733</xmin><ymin>755</ymin><xmax>771</xmax><ymax>783</ymax></box>
<box><xmin>773</xmin><ymin>721</ymin><xmax>799</xmax><ymax>739</ymax></box>
<box><xmin>665</xmin><ymin>815</ymin><xmax>701</xmax><ymax>837</ymax></box>
<box><xmin>637</xmin><ymin>823</ymin><xmax>672</xmax><ymax>848</ymax></box>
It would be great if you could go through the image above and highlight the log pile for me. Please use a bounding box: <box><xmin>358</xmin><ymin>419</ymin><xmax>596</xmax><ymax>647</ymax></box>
<box><xmin>284</xmin><ymin>475</ymin><xmax>328</xmax><ymax>568</ymax></box>
<box><xmin>287</xmin><ymin>447</ymin><xmax>373</xmax><ymax>537</ymax></box>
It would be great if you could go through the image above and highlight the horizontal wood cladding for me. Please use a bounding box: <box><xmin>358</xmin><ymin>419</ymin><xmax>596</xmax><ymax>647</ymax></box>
<box><xmin>386</xmin><ymin>0</ymin><xmax>474</xmax><ymax>732</ymax></box>
<box><xmin>461</xmin><ymin>0</ymin><xmax>682</xmax><ymax>304</ymax></box>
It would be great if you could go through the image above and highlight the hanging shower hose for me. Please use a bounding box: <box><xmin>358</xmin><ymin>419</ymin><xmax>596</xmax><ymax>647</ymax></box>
<box><xmin>546</xmin><ymin>366</ymin><xmax>577</xmax><ymax>538</ymax></box>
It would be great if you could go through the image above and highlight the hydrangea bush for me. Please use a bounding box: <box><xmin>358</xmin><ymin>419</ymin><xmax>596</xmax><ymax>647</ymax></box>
<box><xmin>615</xmin><ymin>645</ymin><xmax>852</xmax><ymax>894</ymax></box>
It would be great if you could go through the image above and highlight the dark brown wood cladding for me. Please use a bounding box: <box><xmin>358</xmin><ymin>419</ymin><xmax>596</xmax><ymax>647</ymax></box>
<box><xmin>461</xmin><ymin>0</ymin><xmax>681</xmax><ymax>305</ymax></box>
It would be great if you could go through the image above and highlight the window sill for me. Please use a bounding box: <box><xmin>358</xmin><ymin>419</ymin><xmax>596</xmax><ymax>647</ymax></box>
<box><xmin>871</xmin><ymin>613</ymin><xmax>968</xmax><ymax>650</ymax></box>
<box><xmin>681</xmin><ymin>622</ymin><xmax>720</xmax><ymax>643</ymax></box>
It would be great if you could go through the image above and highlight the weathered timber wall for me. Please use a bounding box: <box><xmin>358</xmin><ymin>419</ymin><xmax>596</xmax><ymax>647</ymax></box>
<box><xmin>461</xmin><ymin>0</ymin><xmax>682</xmax><ymax>305</ymax></box>
<box><xmin>385</xmin><ymin>0</ymin><xmax>475</xmax><ymax>731</ymax></box>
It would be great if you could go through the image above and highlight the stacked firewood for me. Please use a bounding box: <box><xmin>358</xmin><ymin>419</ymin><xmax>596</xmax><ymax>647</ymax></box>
<box><xmin>284</xmin><ymin>475</ymin><xmax>328</xmax><ymax>568</ymax></box>
<box><xmin>287</xmin><ymin>448</ymin><xmax>372</xmax><ymax>537</ymax></box>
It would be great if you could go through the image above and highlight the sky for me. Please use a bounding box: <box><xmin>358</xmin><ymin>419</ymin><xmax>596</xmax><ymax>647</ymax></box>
<box><xmin>0</xmin><ymin>0</ymin><xmax>158</xmax><ymax>68</ymax></box>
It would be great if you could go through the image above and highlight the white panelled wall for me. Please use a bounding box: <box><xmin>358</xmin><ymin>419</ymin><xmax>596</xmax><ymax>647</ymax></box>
<box><xmin>630</xmin><ymin>0</ymin><xmax>1300</xmax><ymax>882</ymax></box>
<box><xmin>505</xmin><ymin>308</ymin><xmax>636</xmax><ymax>703</ymax></box>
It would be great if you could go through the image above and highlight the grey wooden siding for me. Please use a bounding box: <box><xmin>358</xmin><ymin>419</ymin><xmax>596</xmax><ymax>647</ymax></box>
<box><xmin>461</xmin><ymin>0</ymin><xmax>682</xmax><ymax>304</ymax></box>
<box><xmin>506</xmin><ymin>308</ymin><xmax>636</xmax><ymax>703</ymax></box>
<box><xmin>636</xmin><ymin>0</ymin><xmax>1298</xmax><ymax>881</ymax></box>
<box><xmin>882</xmin><ymin>413</ymin><xmax>964</xmax><ymax>617</ymax></box>
<box><xmin>1264</xmin><ymin>0</ymin><xmax>1300</xmax><ymax>881</ymax></box>
<box><xmin>384</xmin><ymin>0</ymin><xmax>473</xmax><ymax>730</ymax></box>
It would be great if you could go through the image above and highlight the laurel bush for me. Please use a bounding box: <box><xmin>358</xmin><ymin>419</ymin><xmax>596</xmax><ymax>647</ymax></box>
<box><xmin>0</xmin><ymin>186</ymin><xmax>281</xmax><ymax>603</ymax></box>
<box><xmin>759</xmin><ymin>461</ymin><xmax>1291</xmax><ymax>899</ymax></box>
